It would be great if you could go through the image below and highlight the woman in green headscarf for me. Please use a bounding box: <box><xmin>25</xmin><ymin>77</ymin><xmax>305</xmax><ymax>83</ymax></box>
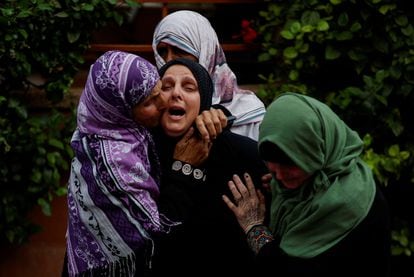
<box><xmin>223</xmin><ymin>92</ymin><xmax>391</xmax><ymax>276</ymax></box>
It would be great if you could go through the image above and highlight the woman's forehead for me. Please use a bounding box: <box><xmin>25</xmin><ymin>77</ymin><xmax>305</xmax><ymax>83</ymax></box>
<box><xmin>165</xmin><ymin>64</ymin><xmax>191</xmax><ymax>73</ymax></box>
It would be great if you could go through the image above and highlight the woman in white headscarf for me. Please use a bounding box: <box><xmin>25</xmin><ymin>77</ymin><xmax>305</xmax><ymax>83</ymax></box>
<box><xmin>152</xmin><ymin>10</ymin><xmax>266</xmax><ymax>141</ymax></box>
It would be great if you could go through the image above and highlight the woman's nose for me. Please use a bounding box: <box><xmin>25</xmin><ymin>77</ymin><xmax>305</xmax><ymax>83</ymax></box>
<box><xmin>266</xmin><ymin>161</ymin><xmax>278</xmax><ymax>171</ymax></box>
<box><xmin>266</xmin><ymin>161</ymin><xmax>282</xmax><ymax>177</ymax></box>
<box><xmin>171</xmin><ymin>84</ymin><xmax>183</xmax><ymax>99</ymax></box>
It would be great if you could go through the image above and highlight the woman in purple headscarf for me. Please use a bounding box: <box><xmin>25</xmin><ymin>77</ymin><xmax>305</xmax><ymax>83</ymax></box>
<box><xmin>64</xmin><ymin>50</ymin><xmax>174</xmax><ymax>276</ymax></box>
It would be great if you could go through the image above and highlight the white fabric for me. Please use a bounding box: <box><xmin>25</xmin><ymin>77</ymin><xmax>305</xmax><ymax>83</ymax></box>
<box><xmin>152</xmin><ymin>10</ymin><xmax>266</xmax><ymax>140</ymax></box>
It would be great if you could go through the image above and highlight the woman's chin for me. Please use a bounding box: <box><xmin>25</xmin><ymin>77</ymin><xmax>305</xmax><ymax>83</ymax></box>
<box><xmin>164</xmin><ymin>127</ymin><xmax>186</xmax><ymax>138</ymax></box>
<box><xmin>281</xmin><ymin>181</ymin><xmax>301</xmax><ymax>190</ymax></box>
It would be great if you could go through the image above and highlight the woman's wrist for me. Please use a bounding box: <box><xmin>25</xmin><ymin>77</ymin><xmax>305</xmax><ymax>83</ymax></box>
<box><xmin>246</xmin><ymin>225</ymin><xmax>274</xmax><ymax>255</ymax></box>
<box><xmin>245</xmin><ymin>223</ymin><xmax>264</xmax><ymax>235</ymax></box>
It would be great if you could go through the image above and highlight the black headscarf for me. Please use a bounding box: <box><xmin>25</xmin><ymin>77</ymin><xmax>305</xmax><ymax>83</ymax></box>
<box><xmin>158</xmin><ymin>58</ymin><xmax>213</xmax><ymax>113</ymax></box>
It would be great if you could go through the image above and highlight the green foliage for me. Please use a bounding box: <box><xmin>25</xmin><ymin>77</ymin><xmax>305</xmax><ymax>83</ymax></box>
<box><xmin>392</xmin><ymin>220</ymin><xmax>414</xmax><ymax>256</ymax></box>
<box><xmin>0</xmin><ymin>0</ymin><xmax>137</xmax><ymax>245</ymax></box>
<box><xmin>257</xmin><ymin>0</ymin><xmax>414</xmax><ymax>256</ymax></box>
<box><xmin>362</xmin><ymin>134</ymin><xmax>410</xmax><ymax>187</ymax></box>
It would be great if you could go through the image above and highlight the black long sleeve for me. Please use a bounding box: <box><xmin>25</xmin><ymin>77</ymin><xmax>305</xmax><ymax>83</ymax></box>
<box><xmin>255</xmin><ymin>186</ymin><xmax>391</xmax><ymax>277</ymax></box>
<box><xmin>152</xmin><ymin>130</ymin><xmax>269</xmax><ymax>277</ymax></box>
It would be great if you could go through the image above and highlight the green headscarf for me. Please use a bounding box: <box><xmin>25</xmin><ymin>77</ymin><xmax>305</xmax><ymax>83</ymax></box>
<box><xmin>258</xmin><ymin>92</ymin><xmax>376</xmax><ymax>258</ymax></box>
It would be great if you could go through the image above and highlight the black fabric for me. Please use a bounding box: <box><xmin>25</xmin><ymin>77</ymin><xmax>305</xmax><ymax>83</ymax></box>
<box><xmin>153</xmin><ymin>58</ymin><xmax>269</xmax><ymax>276</ymax></box>
<box><xmin>151</xmin><ymin>130</ymin><xmax>269</xmax><ymax>276</ymax></box>
<box><xmin>255</xmin><ymin>186</ymin><xmax>391</xmax><ymax>277</ymax></box>
<box><xmin>158</xmin><ymin>58</ymin><xmax>213</xmax><ymax>113</ymax></box>
<box><xmin>259</xmin><ymin>141</ymin><xmax>295</xmax><ymax>165</ymax></box>
<box><xmin>212</xmin><ymin>103</ymin><xmax>235</xmax><ymax>128</ymax></box>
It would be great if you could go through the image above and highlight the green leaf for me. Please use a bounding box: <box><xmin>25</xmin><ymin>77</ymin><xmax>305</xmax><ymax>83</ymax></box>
<box><xmin>317</xmin><ymin>20</ymin><xmax>329</xmax><ymax>31</ymax></box>
<box><xmin>388</xmin><ymin>145</ymin><xmax>400</xmax><ymax>157</ymax></box>
<box><xmin>350</xmin><ymin>22</ymin><xmax>362</xmax><ymax>32</ymax></box>
<box><xmin>374</xmin><ymin>39</ymin><xmax>389</xmax><ymax>53</ymax></box>
<box><xmin>17</xmin><ymin>11</ymin><xmax>32</xmax><ymax>18</ymax></box>
<box><xmin>379</xmin><ymin>4</ymin><xmax>396</xmax><ymax>15</ymax></box>
<box><xmin>289</xmin><ymin>69</ymin><xmax>299</xmax><ymax>81</ymax></box>
<box><xmin>283</xmin><ymin>47</ymin><xmax>298</xmax><ymax>59</ymax></box>
<box><xmin>47</xmin><ymin>152</ymin><xmax>57</xmax><ymax>166</ymax></box>
<box><xmin>268</xmin><ymin>48</ymin><xmax>278</xmax><ymax>55</ymax></box>
<box><xmin>81</xmin><ymin>4</ymin><xmax>94</xmax><ymax>11</ymax></box>
<box><xmin>18</xmin><ymin>29</ymin><xmax>29</xmax><ymax>40</ymax></box>
<box><xmin>347</xmin><ymin>49</ymin><xmax>366</xmax><ymax>61</ymax></box>
<box><xmin>325</xmin><ymin>45</ymin><xmax>341</xmax><ymax>60</ymax></box>
<box><xmin>281</xmin><ymin>30</ymin><xmax>294</xmax><ymax>40</ymax></box>
<box><xmin>1</xmin><ymin>8</ymin><xmax>14</xmax><ymax>16</ymax></box>
<box><xmin>48</xmin><ymin>138</ymin><xmax>64</xmax><ymax>150</ymax></box>
<box><xmin>338</xmin><ymin>12</ymin><xmax>349</xmax><ymax>26</ymax></box>
<box><xmin>402</xmin><ymin>25</ymin><xmax>413</xmax><ymax>36</ymax></box>
<box><xmin>258</xmin><ymin>52</ymin><xmax>271</xmax><ymax>62</ymax></box>
<box><xmin>38</xmin><ymin>198</ymin><xmax>52</xmax><ymax>216</ymax></box>
<box><xmin>290</xmin><ymin>21</ymin><xmax>301</xmax><ymax>34</ymax></box>
<box><xmin>301</xmin><ymin>25</ymin><xmax>313</xmax><ymax>33</ymax></box>
<box><xmin>31</xmin><ymin>171</ymin><xmax>42</xmax><ymax>183</ymax></box>
<box><xmin>301</xmin><ymin>11</ymin><xmax>320</xmax><ymax>26</ymax></box>
<box><xmin>56</xmin><ymin>187</ymin><xmax>68</xmax><ymax>197</ymax></box>
<box><xmin>38</xmin><ymin>4</ymin><xmax>53</xmax><ymax>11</ymax></box>
<box><xmin>335</xmin><ymin>31</ymin><xmax>353</xmax><ymax>41</ymax></box>
<box><xmin>67</xmin><ymin>32</ymin><xmax>80</xmax><ymax>43</ymax></box>
<box><xmin>55</xmin><ymin>11</ymin><xmax>69</xmax><ymax>18</ymax></box>
<box><xmin>8</xmin><ymin>99</ymin><xmax>28</xmax><ymax>119</ymax></box>
<box><xmin>395</xmin><ymin>15</ymin><xmax>408</xmax><ymax>26</ymax></box>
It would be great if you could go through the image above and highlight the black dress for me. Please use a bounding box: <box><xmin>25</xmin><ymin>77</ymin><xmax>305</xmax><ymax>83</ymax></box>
<box><xmin>151</xmin><ymin>129</ymin><xmax>269</xmax><ymax>277</ymax></box>
<box><xmin>255</xmin><ymin>185</ymin><xmax>391</xmax><ymax>277</ymax></box>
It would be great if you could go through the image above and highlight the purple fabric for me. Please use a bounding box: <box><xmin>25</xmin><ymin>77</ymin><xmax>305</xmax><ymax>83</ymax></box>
<box><xmin>66</xmin><ymin>51</ymin><xmax>171</xmax><ymax>276</ymax></box>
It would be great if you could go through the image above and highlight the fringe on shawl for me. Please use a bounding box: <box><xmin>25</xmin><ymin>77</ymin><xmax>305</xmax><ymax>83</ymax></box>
<box><xmin>71</xmin><ymin>253</ymin><xmax>136</xmax><ymax>277</ymax></box>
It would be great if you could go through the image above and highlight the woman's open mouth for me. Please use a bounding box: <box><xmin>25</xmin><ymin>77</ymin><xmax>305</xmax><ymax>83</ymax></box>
<box><xmin>168</xmin><ymin>106</ymin><xmax>185</xmax><ymax>119</ymax></box>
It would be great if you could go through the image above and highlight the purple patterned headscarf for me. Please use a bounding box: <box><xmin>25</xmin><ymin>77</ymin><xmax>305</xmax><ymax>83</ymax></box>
<box><xmin>66</xmin><ymin>51</ymin><xmax>172</xmax><ymax>276</ymax></box>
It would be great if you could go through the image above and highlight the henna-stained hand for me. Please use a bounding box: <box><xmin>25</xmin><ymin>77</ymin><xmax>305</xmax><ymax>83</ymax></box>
<box><xmin>222</xmin><ymin>173</ymin><xmax>266</xmax><ymax>234</ymax></box>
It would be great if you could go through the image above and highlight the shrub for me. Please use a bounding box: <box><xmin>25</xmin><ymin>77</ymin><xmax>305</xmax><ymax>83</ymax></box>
<box><xmin>0</xmin><ymin>0</ymin><xmax>137</xmax><ymax>245</ymax></box>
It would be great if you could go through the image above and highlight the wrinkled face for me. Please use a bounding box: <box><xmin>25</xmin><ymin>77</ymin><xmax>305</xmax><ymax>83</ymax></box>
<box><xmin>132</xmin><ymin>80</ymin><xmax>167</xmax><ymax>128</ymax></box>
<box><xmin>160</xmin><ymin>64</ymin><xmax>201</xmax><ymax>137</ymax></box>
<box><xmin>265</xmin><ymin>161</ymin><xmax>312</xmax><ymax>190</ymax></box>
<box><xmin>157</xmin><ymin>42</ymin><xmax>198</xmax><ymax>63</ymax></box>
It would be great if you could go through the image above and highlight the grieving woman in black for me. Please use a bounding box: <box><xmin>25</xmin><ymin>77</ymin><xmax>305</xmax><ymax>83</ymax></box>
<box><xmin>150</xmin><ymin>58</ymin><xmax>268</xmax><ymax>276</ymax></box>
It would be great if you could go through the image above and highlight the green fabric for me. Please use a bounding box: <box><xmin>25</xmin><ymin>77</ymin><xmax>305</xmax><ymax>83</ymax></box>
<box><xmin>258</xmin><ymin>92</ymin><xmax>376</xmax><ymax>258</ymax></box>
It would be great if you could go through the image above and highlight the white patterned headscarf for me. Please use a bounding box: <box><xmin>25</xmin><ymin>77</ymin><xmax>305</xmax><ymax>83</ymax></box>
<box><xmin>152</xmin><ymin>10</ymin><xmax>266</xmax><ymax>140</ymax></box>
<box><xmin>66</xmin><ymin>51</ymin><xmax>173</xmax><ymax>276</ymax></box>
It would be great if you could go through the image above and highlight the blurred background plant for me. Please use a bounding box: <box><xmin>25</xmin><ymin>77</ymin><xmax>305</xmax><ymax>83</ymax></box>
<box><xmin>0</xmin><ymin>0</ymin><xmax>137</xmax><ymax>245</ymax></box>
<box><xmin>256</xmin><ymin>0</ymin><xmax>414</xmax><ymax>260</ymax></box>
